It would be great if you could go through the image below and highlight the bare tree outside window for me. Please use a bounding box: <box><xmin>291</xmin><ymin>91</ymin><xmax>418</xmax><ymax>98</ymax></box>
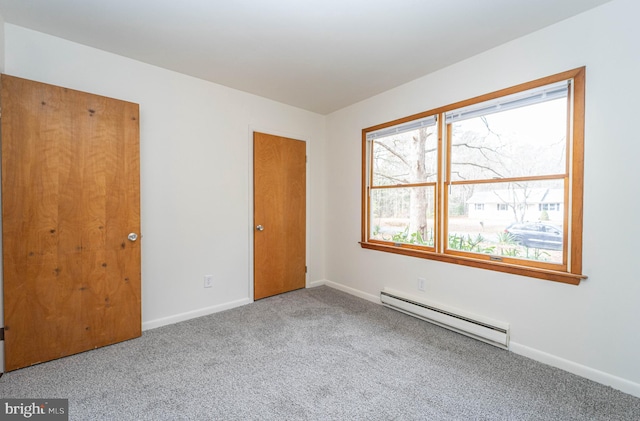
<box><xmin>370</xmin><ymin>122</ymin><xmax>436</xmax><ymax>245</ymax></box>
<box><xmin>369</xmin><ymin>87</ymin><xmax>569</xmax><ymax>264</ymax></box>
<box><xmin>362</xmin><ymin>68</ymin><xmax>586</xmax><ymax>284</ymax></box>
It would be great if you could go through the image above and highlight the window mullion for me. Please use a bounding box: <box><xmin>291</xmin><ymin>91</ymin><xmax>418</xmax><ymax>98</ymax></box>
<box><xmin>361</xmin><ymin>67</ymin><xmax>586</xmax><ymax>284</ymax></box>
<box><xmin>438</xmin><ymin>119</ymin><xmax>451</xmax><ymax>254</ymax></box>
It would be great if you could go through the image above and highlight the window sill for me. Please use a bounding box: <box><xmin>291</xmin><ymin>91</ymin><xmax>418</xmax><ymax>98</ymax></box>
<box><xmin>359</xmin><ymin>241</ymin><xmax>586</xmax><ymax>285</ymax></box>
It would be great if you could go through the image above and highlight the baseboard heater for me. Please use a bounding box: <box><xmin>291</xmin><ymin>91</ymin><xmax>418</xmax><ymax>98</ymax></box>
<box><xmin>380</xmin><ymin>288</ymin><xmax>510</xmax><ymax>349</ymax></box>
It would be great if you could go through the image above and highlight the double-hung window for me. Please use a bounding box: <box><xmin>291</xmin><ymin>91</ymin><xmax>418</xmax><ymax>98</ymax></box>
<box><xmin>361</xmin><ymin>68</ymin><xmax>586</xmax><ymax>284</ymax></box>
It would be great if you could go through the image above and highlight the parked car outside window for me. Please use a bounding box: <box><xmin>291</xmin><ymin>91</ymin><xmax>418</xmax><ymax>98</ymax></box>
<box><xmin>504</xmin><ymin>222</ymin><xmax>563</xmax><ymax>250</ymax></box>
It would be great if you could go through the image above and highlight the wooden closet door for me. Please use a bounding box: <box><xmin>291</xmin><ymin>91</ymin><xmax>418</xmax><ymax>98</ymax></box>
<box><xmin>1</xmin><ymin>75</ymin><xmax>141</xmax><ymax>371</ymax></box>
<box><xmin>253</xmin><ymin>132</ymin><xmax>306</xmax><ymax>300</ymax></box>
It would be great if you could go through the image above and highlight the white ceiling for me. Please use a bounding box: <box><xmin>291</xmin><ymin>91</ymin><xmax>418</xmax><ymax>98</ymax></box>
<box><xmin>0</xmin><ymin>0</ymin><xmax>612</xmax><ymax>114</ymax></box>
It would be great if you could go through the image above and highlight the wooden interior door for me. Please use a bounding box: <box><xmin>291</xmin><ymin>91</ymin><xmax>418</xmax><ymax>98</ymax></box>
<box><xmin>253</xmin><ymin>132</ymin><xmax>306</xmax><ymax>300</ymax></box>
<box><xmin>1</xmin><ymin>75</ymin><xmax>141</xmax><ymax>371</ymax></box>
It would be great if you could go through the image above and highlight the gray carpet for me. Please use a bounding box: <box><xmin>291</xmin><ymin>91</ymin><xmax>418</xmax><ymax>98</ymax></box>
<box><xmin>1</xmin><ymin>286</ymin><xmax>639</xmax><ymax>420</ymax></box>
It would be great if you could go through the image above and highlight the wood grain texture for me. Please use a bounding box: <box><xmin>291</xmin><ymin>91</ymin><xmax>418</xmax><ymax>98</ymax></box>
<box><xmin>1</xmin><ymin>75</ymin><xmax>141</xmax><ymax>370</ymax></box>
<box><xmin>253</xmin><ymin>132</ymin><xmax>306</xmax><ymax>300</ymax></box>
<box><xmin>569</xmin><ymin>67</ymin><xmax>585</xmax><ymax>275</ymax></box>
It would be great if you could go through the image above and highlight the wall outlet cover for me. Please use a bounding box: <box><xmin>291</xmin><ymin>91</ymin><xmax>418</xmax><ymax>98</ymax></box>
<box><xmin>204</xmin><ymin>275</ymin><xmax>213</xmax><ymax>288</ymax></box>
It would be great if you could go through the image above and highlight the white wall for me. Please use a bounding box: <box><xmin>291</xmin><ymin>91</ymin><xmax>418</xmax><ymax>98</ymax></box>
<box><xmin>325</xmin><ymin>0</ymin><xmax>640</xmax><ymax>397</ymax></box>
<box><xmin>3</xmin><ymin>24</ymin><xmax>326</xmax><ymax>330</ymax></box>
<box><xmin>0</xmin><ymin>13</ymin><xmax>4</xmax><ymax>72</ymax></box>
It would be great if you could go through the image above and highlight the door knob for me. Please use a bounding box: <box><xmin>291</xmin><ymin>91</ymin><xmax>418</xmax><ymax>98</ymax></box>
<box><xmin>256</xmin><ymin>225</ymin><xmax>264</xmax><ymax>231</ymax></box>
<box><xmin>128</xmin><ymin>232</ymin><xmax>138</xmax><ymax>242</ymax></box>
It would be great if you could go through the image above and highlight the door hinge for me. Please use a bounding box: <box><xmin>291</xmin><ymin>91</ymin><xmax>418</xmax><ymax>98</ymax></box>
<box><xmin>306</xmin><ymin>155</ymin><xmax>308</xmax><ymax>163</ymax></box>
<box><xmin>0</xmin><ymin>327</ymin><xmax>4</xmax><ymax>341</ymax></box>
<box><xmin>305</xmin><ymin>266</ymin><xmax>308</xmax><ymax>273</ymax></box>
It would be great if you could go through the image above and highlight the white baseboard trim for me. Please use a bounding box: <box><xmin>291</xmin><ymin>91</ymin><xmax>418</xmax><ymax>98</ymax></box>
<box><xmin>142</xmin><ymin>297</ymin><xmax>252</xmax><ymax>331</ymax></box>
<box><xmin>320</xmin><ymin>280</ymin><xmax>380</xmax><ymax>304</ymax></box>
<box><xmin>320</xmin><ymin>279</ymin><xmax>640</xmax><ymax>399</ymax></box>
<box><xmin>510</xmin><ymin>342</ymin><xmax>640</xmax><ymax>398</ymax></box>
<box><xmin>307</xmin><ymin>279</ymin><xmax>327</xmax><ymax>288</ymax></box>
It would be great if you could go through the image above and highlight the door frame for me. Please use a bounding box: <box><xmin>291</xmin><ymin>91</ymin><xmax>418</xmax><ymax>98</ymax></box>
<box><xmin>247</xmin><ymin>127</ymin><xmax>309</xmax><ymax>301</ymax></box>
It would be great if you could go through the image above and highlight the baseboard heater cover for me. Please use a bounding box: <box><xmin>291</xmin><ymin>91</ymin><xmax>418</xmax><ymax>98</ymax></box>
<box><xmin>380</xmin><ymin>288</ymin><xmax>510</xmax><ymax>349</ymax></box>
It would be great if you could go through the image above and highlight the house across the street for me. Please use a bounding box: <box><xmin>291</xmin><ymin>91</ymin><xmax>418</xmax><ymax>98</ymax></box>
<box><xmin>466</xmin><ymin>188</ymin><xmax>563</xmax><ymax>222</ymax></box>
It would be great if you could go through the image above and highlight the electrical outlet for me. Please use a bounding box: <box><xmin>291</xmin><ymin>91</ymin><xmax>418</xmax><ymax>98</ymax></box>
<box><xmin>204</xmin><ymin>275</ymin><xmax>213</xmax><ymax>288</ymax></box>
<box><xmin>417</xmin><ymin>277</ymin><xmax>426</xmax><ymax>291</ymax></box>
